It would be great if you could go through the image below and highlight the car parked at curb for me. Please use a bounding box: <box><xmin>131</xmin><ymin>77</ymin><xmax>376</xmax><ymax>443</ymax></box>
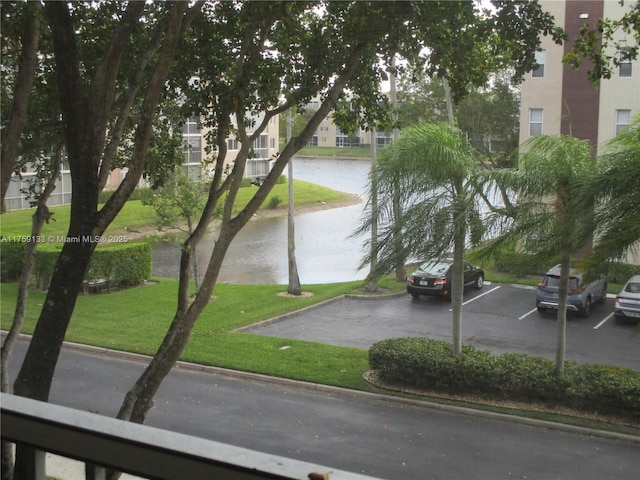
<box><xmin>536</xmin><ymin>264</ymin><xmax>607</xmax><ymax>318</ymax></box>
<box><xmin>407</xmin><ymin>258</ymin><xmax>484</xmax><ymax>299</ymax></box>
<box><xmin>614</xmin><ymin>275</ymin><xmax>640</xmax><ymax>323</ymax></box>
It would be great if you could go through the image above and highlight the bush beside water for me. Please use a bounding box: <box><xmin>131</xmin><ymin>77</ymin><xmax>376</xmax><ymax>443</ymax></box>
<box><xmin>0</xmin><ymin>236</ymin><xmax>151</xmax><ymax>292</ymax></box>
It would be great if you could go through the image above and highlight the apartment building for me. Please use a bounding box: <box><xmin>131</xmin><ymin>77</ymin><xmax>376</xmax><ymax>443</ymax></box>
<box><xmin>3</xmin><ymin>113</ymin><xmax>279</xmax><ymax>211</ymax></box>
<box><xmin>185</xmin><ymin>113</ymin><xmax>280</xmax><ymax>183</ymax></box>
<box><xmin>303</xmin><ymin>98</ymin><xmax>392</xmax><ymax>150</ymax></box>
<box><xmin>520</xmin><ymin>0</ymin><xmax>639</xmax><ymax>151</ymax></box>
<box><xmin>519</xmin><ymin>0</ymin><xmax>639</xmax><ymax>264</ymax></box>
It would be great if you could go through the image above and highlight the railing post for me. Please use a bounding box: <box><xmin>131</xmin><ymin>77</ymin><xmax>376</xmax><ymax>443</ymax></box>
<box><xmin>86</xmin><ymin>463</ymin><xmax>106</xmax><ymax>480</ymax></box>
<box><xmin>22</xmin><ymin>446</ymin><xmax>46</xmax><ymax>480</ymax></box>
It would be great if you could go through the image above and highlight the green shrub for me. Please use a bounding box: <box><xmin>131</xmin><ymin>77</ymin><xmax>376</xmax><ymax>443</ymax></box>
<box><xmin>601</xmin><ymin>262</ymin><xmax>640</xmax><ymax>284</ymax></box>
<box><xmin>33</xmin><ymin>242</ymin><xmax>151</xmax><ymax>291</ymax></box>
<box><xmin>369</xmin><ymin>337</ymin><xmax>640</xmax><ymax>419</ymax></box>
<box><xmin>0</xmin><ymin>234</ymin><xmax>28</xmax><ymax>281</ymax></box>
<box><xmin>493</xmin><ymin>252</ymin><xmax>551</xmax><ymax>277</ymax></box>
<box><xmin>84</xmin><ymin>242</ymin><xmax>152</xmax><ymax>290</ymax></box>
<box><xmin>240</xmin><ymin>178</ymin><xmax>254</xmax><ymax>188</ymax></box>
<box><xmin>268</xmin><ymin>196</ymin><xmax>282</xmax><ymax>209</ymax></box>
<box><xmin>99</xmin><ymin>187</ymin><xmax>151</xmax><ymax>203</ymax></box>
<box><xmin>33</xmin><ymin>243</ymin><xmax>60</xmax><ymax>289</ymax></box>
<box><xmin>564</xmin><ymin>364</ymin><xmax>640</xmax><ymax>418</ymax></box>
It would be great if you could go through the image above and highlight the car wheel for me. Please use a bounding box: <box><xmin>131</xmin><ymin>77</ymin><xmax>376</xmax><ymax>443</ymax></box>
<box><xmin>474</xmin><ymin>274</ymin><xmax>484</xmax><ymax>290</ymax></box>
<box><xmin>410</xmin><ymin>293</ymin><xmax>420</xmax><ymax>299</ymax></box>
<box><xmin>580</xmin><ymin>297</ymin><xmax>592</xmax><ymax>318</ymax></box>
<box><xmin>537</xmin><ymin>307</ymin><xmax>546</xmax><ymax>315</ymax></box>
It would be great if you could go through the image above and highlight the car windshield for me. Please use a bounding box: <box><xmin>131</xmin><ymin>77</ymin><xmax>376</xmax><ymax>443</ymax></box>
<box><xmin>543</xmin><ymin>275</ymin><xmax>579</xmax><ymax>288</ymax></box>
<box><xmin>624</xmin><ymin>281</ymin><xmax>640</xmax><ymax>294</ymax></box>
<box><xmin>418</xmin><ymin>261</ymin><xmax>450</xmax><ymax>276</ymax></box>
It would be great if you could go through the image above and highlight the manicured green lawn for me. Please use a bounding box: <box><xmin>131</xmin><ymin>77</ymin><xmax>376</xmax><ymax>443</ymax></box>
<box><xmin>0</xmin><ymin>278</ymin><xmax>405</xmax><ymax>391</ymax></box>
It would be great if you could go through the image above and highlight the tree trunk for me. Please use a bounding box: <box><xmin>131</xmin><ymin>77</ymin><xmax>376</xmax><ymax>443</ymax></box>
<box><xmin>0</xmin><ymin>1</ymin><xmax>40</xmax><ymax>207</ymax></box>
<box><xmin>110</xmin><ymin>46</ymin><xmax>367</xmax><ymax>448</ymax></box>
<box><xmin>1</xmin><ymin>151</ymin><xmax>60</xmax><ymax>478</ymax></box>
<box><xmin>11</xmin><ymin>4</ymin><xmax>191</xmax><ymax>478</ymax></box>
<box><xmin>287</xmin><ymin>110</ymin><xmax>302</xmax><ymax>295</ymax></box>
<box><xmin>366</xmin><ymin>128</ymin><xmax>379</xmax><ymax>292</ymax></box>
<box><xmin>555</xmin><ymin>253</ymin><xmax>572</xmax><ymax>373</ymax></box>
<box><xmin>389</xmin><ymin>58</ymin><xmax>405</xmax><ymax>283</ymax></box>
<box><xmin>451</xmin><ymin>205</ymin><xmax>466</xmax><ymax>355</ymax></box>
<box><xmin>392</xmin><ymin>179</ymin><xmax>406</xmax><ymax>282</ymax></box>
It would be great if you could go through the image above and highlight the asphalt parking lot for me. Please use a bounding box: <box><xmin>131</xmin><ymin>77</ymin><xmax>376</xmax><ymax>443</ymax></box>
<box><xmin>244</xmin><ymin>282</ymin><xmax>640</xmax><ymax>370</ymax></box>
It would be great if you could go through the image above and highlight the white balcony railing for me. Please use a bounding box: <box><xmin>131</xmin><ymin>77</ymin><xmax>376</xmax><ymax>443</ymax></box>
<box><xmin>1</xmin><ymin>393</ymin><xmax>381</xmax><ymax>480</ymax></box>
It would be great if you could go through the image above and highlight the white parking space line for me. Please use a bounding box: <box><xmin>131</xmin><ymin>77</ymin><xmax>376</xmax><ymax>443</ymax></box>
<box><xmin>518</xmin><ymin>308</ymin><xmax>538</xmax><ymax>320</ymax></box>
<box><xmin>593</xmin><ymin>312</ymin><xmax>614</xmax><ymax>330</ymax></box>
<box><xmin>449</xmin><ymin>285</ymin><xmax>502</xmax><ymax>311</ymax></box>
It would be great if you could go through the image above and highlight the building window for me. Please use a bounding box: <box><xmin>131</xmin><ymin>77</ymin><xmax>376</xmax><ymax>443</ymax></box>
<box><xmin>532</xmin><ymin>50</ymin><xmax>545</xmax><ymax>77</ymax></box>
<box><xmin>182</xmin><ymin>136</ymin><xmax>201</xmax><ymax>164</ymax></box>
<box><xmin>182</xmin><ymin>117</ymin><xmax>202</xmax><ymax>166</ymax></box>
<box><xmin>529</xmin><ymin>109</ymin><xmax>543</xmax><ymax>136</ymax></box>
<box><xmin>619</xmin><ymin>49</ymin><xmax>632</xmax><ymax>77</ymax></box>
<box><xmin>250</xmin><ymin>134</ymin><xmax>268</xmax><ymax>159</ymax></box>
<box><xmin>615</xmin><ymin>109</ymin><xmax>631</xmax><ymax>134</ymax></box>
<box><xmin>182</xmin><ymin>118</ymin><xmax>200</xmax><ymax>135</ymax></box>
<box><xmin>228</xmin><ymin>138</ymin><xmax>238</xmax><ymax>150</ymax></box>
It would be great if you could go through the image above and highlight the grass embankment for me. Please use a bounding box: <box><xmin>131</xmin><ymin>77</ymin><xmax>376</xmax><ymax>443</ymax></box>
<box><xmin>0</xmin><ymin>179</ymin><xmax>354</xmax><ymax>239</ymax></box>
<box><xmin>295</xmin><ymin>145</ymin><xmax>372</xmax><ymax>159</ymax></box>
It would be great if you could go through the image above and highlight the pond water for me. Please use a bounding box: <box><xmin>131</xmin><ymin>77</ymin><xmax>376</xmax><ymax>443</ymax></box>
<box><xmin>151</xmin><ymin>157</ymin><xmax>373</xmax><ymax>284</ymax></box>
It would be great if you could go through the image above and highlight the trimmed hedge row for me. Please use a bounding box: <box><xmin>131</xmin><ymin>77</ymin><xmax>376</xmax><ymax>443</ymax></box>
<box><xmin>492</xmin><ymin>252</ymin><xmax>552</xmax><ymax>278</ymax></box>
<box><xmin>0</xmin><ymin>236</ymin><xmax>27</xmax><ymax>281</ymax></box>
<box><xmin>0</xmin><ymin>236</ymin><xmax>151</xmax><ymax>291</ymax></box>
<box><xmin>98</xmin><ymin>187</ymin><xmax>150</xmax><ymax>203</ymax></box>
<box><xmin>369</xmin><ymin>337</ymin><xmax>640</xmax><ymax>420</ymax></box>
<box><xmin>491</xmin><ymin>251</ymin><xmax>640</xmax><ymax>284</ymax></box>
<box><xmin>35</xmin><ymin>242</ymin><xmax>152</xmax><ymax>291</ymax></box>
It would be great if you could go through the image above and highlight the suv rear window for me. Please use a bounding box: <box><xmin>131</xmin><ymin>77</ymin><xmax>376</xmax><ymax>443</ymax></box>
<box><xmin>543</xmin><ymin>275</ymin><xmax>579</xmax><ymax>288</ymax></box>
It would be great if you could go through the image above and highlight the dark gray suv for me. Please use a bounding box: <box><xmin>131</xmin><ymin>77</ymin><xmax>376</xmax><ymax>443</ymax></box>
<box><xmin>536</xmin><ymin>264</ymin><xmax>607</xmax><ymax>318</ymax></box>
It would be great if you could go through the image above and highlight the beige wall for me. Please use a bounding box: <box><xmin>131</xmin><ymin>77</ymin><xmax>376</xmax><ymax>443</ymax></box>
<box><xmin>597</xmin><ymin>1</ymin><xmax>640</xmax><ymax>150</ymax></box>
<box><xmin>519</xmin><ymin>0</ymin><xmax>565</xmax><ymax>146</ymax></box>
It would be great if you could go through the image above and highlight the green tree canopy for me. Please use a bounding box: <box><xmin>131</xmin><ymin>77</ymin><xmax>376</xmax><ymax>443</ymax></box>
<box><xmin>3</xmin><ymin>4</ymin><xmax>565</xmax><ymax>466</ymax></box>
<box><xmin>359</xmin><ymin>122</ymin><xmax>486</xmax><ymax>353</ymax></box>
<box><xmin>483</xmin><ymin>134</ymin><xmax>597</xmax><ymax>371</ymax></box>
<box><xmin>587</xmin><ymin>114</ymin><xmax>640</xmax><ymax>266</ymax></box>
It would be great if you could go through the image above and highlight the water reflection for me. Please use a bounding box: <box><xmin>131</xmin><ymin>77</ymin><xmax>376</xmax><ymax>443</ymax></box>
<box><xmin>151</xmin><ymin>157</ymin><xmax>372</xmax><ymax>284</ymax></box>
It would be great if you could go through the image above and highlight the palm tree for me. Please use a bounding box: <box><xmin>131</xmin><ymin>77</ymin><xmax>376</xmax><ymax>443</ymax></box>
<box><xmin>586</xmin><ymin>115</ymin><xmax>640</xmax><ymax>267</ymax></box>
<box><xmin>483</xmin><ymin>134</ymin><xmax>597</xmax><ymax>372</ymax></box>
<box><xmin>358</xmin><ymin>122</ymin><xmax>485</xmax><ymax>354</ymax></box>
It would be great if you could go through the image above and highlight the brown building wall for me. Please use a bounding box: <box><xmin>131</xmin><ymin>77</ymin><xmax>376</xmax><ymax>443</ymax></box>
<box><xmin>561</xmin><ymin>0</ymin><xmax>604</xmax><ymax>148</ymax></box>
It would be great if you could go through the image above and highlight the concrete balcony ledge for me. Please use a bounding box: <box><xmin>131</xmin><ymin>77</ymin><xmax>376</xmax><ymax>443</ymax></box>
<box><xmin>1</xmin><ymin>393</ymin><xmax>379</xmax><ymax>480</ymax></box>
